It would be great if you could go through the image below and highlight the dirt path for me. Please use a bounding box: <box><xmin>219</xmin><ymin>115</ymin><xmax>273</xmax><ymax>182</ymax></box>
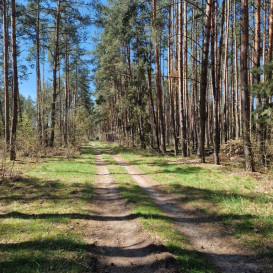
<box><xmin>87</xmin><ymin>148</ymin><xmax>179</xmax><ymax>273</ymax></box>
<box><xmin>101</xmin><ymin>147</ymin><xmax>271</xmax><ymax>273</ymax></box>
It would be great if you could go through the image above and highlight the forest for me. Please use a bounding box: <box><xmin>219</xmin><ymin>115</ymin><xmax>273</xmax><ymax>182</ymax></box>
<box><xmin>0</xmin><ymin>0</ymin><xmax>272</xmax><ymax>170</ymax></box>
<box><xmin>0</xmin><ymin>0</ymin><xmax>272</xmax><ymax>273</ymax></box>
<box><xmin>94</xmin><ymin>0</ymin><xmax>273</xmax><ymax>171</ymax></box>
<box><xmin>0</xmin><ymin>0</ymin><xmax>95</xmax><ymax>160</ymax></box>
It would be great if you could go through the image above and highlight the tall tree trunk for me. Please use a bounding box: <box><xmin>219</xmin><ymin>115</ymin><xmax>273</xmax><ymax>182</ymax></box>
<box><xmin>58</xmin><ymin>64</ymin><xmax>63</xmax><ymax>146</ymax></box>
<box><xmin>262</xmin><ymin>1</ymin><xmax>267</xmax><ymax>81</ymax></box>
<box><xmin>10</xmin><ymin>0</ymin><xmax>19</xmax><ymax>161</ymax></box>
<box><xmin>241</xmin><ymin>0</ymin><xmax>255</xmax><ymax>171</ymax></box>
<box><xmin>267</xmin><ymin>0</ymin><xmax>273</xmax><ymax>152</ymax></box>
<box><xmin>50</xmin><ymin>0</ymin><xmax>62</xmax><ymax>147</ymax></box>
<box><xmin>211</xmin><ymin>0</ymin><xmax>221</xmax><ymax>165</ymax></box>
<box><xmin>269</xmin><ymin>0</ymin><xmax>273</xmax><ymax>62</ymax></box>
<box><xmin>178</xmin><ymin>0</ymin><xmax>187</xmax><ymax>156</ymax></box>
<box><xmin>183</xmin><ymin>0</ymin><xmax>189</xmax><ymax>155</ymax></box>
<box><xmin>254</xmin><ymin>0</ymin><xmax>264</xmax><ymax>164</ymax></box>
<box><xmin>168</xmin><ymin>5</ymin><xmax>178</xmax><ymax>155</ymax></box>
<box><xmin>73</xmin><ymin>63</ymin><xmax>78</xmax><ymax>143</ymax></box>
<box><xmin>64</xmin><ymin>36</ymin><xmax>69</xmax><ymax>145</ymax></box>
<box><xmin>36</xmin><ymin>0</ymin><xmax>42</xmax><ymax>145</ymax></box>
<box><xmin>198</xmin><ymin>0</ymin><xmax>212</xmax><ymax>163</ymax></box>
<box><xmin>223</xmin><ymin>0</ymin><xmax>230</xmax><ymax>143</ymax></box>
<box><xmin>192</xmin><ymin>8</ymin><xmax>199</xmax><ymax>152</ymax></box>
<box><xmin>147</xmin><ymin>56</ymin><xmax>160</xmax><ymax>151</ymax></box>
<box><xmin>41</xmin><ymin>37</ymin><xmax>47</xmax><ymax>148</ymax></box>
<box><xmin>3</xmin><ymin>0</ymin><xmax>10</xmax><ymax>148</ymax></box>
<box><xmin>182</xmin><ymin>0</ymin><xmax>188</xmax><ymax>156</ymax></box>
<box><xmin>153</xmin><ymin>0</ymin><xmax>166</xmax><ymax>153</ymax></box>
<box><xmin>234</xmin><ymin>1</ymin><xmax>240</xmax><ymax>139</ymax></box>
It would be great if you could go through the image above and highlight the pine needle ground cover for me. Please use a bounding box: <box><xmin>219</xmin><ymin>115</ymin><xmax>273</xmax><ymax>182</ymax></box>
<box><xmin>0</xmin><ymin>146</ymin><xmax>96</xmax><ymax>273</ymax></box>
<box><xmin>98</xmin><ymin>142</ymin><xmax>273</xmax><ymax>258</ymax></box>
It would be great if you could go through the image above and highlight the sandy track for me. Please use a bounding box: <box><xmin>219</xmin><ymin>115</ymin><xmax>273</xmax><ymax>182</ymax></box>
<box><xmin>88</xmin><ymin>148</ymin><xmax>179</xmax><ymax>273</ymax></box>
<box><xmin>102</xmin><ymin>147</ymin><xmax>271</xmax><ymax>273</ymax></box>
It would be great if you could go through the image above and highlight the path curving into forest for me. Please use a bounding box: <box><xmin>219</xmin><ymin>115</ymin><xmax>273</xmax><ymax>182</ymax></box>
<box><xmin>99</xmin><ymin>146</ymin><xmax>271</xmax><ymax>273</ymax></box>
<box><xmin>88</xmin><ymin>148</ymin><xmax>179</xmax><ymax>273</ymax></box>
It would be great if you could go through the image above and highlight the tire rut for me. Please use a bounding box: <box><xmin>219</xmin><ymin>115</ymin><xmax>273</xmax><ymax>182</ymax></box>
<box><xmin>101</xmin><ymin>146</ymin><xmax>271</xmax><ymax>273</ymax></box>
<box><xmin>88</xmin><ymin>148</ymin><xmax>179</xmax><ymax>273</ymax></box>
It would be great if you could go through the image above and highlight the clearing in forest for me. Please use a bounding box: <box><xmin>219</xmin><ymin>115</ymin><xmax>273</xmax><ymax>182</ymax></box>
<box><xmin>94</xmin><ymin>141</ymin><xmax>273</xmax><ymax>273</ymax></box>
<box><xmin>0</xmin><ymin>142</ymin><xmax>272</xmax><ymax>273</ymax></box>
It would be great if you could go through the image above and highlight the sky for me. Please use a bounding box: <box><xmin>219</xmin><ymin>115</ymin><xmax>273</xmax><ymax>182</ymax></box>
<box><xmin>18</xmin><ymin>0</ymin><xmax>108</xmax><ymax>100</ymax></box>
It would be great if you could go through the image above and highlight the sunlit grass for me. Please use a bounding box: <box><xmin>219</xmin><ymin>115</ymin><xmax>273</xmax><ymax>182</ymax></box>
<box><xmin>99</xmin><ymin>142</ymin><xmax>273</xmax><ymax>257</ymax></box>
<box><xmin>0</xmin><ymin>145</ymin><xmax>96</xmax><ymax>273</ymax></box>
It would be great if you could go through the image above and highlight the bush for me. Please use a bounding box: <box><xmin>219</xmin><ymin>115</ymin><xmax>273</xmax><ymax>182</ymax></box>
<box><xmin>17</xmin><ymin>114</ymin><xmax>40</xmax><ymax>157</ymax></box>
<box><xmin>220</xmin><ymin>139</ymin><xmax>244</xmax><ymax>157</ymax></box>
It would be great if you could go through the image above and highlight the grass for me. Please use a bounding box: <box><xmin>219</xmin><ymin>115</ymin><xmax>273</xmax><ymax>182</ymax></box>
<box><xmin>96</xmin><ymin>141</ymin><xmax>273</xmax><ymax>257</ymax></box>
<box><xmin>0</xmin><ymin>145</ymin><xmax>96</xmax><ymax>273</ymax></box>
<box><xmin>98</xmin><ymin>149</ymin><xmax>217</xmax><ymax>273</ymax></box>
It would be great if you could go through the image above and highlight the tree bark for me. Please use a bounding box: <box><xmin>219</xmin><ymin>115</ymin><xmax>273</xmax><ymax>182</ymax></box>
<box><xmin>153</xmin><ymin>0</ymin><xmax>166</xmax><ymax>153</ymax></box>
<box><xmin>211</xmin><ymin>0</ymin><xmax>221</xmax><ymax>165</ymax></box>
<box><xmin>147</xmin><ymin>55</ymin><xmax>160</xmax><ymax>151</ymax></box>
<box><xmin>3</xmin><ymin>0</ymin><xmax>10</xmax><ymax>148</ymax></box>
<box><xmin>253</xmin><ymin>0</ymin><xmax>264</xmax><ymax>164</ymax></box>
<box><xmin>233</xmin><ymin>1</ymin><xmax>240</xmax><ymax>139</ymax></box>
<box><xmin>198</xmin><ymin>0</ymin><xmax>212</xmax><ymax>163</ymax></box>
<box><xmin>241</xmin><ymin>0</ymin><xmax>255</xmax><ymax>171</ymax></box>
<box><xmin>50</xmin><ymin>0</ymin><xmax>62</xmax><ymax>147</ymax></box>
<box><xmin>168</xmin><ymin>4</ymin><xmax>179</xmax><ymax>155</ymax></box>
<box><xmin>268</xmin><ymin>0</ymin><xmax>273</xmax><ymax>62</ymax></box>
<box><xmin>223</xmin><ymin>0</ymin><xmax>230</xmax><ymax>143</ymax></box>
<box><xmin>178</xmin><ymin>0</ymin><xmax>187</xmax><ymax>156</ymax></box>
<box><xmin>36</xmin><ymin>0</ymin><xmax>42</xmax><ymax>145</ymax></box>
<box><xmin>73</xmin><ymin>63</ymin><xmax>78</xmax><ymax>143</ymax></box>
<box><xmin>10</xmin><ymin>0</ymin><xmax>19</xmax><ymax>161</ymax></box>
<box><xmin>64</xmin><ymin>36</ymin><xmax>69</xmax><ymax>145</ymax></box>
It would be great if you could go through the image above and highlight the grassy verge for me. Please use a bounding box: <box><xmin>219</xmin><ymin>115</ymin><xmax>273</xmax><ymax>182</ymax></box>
<box><xmin>97</xmin><ymin>147</ymin><xmax>217</xmax><ymax>273</ymax></box>
<box><xmin>96</xmin><ymin>141</ymin><xmax>273</xmax><ymax>257</ymax></box>
<box><xmin>0</xmin><ymin>145</ymin><xmax>96</xmax><ymax>273</ymax></box>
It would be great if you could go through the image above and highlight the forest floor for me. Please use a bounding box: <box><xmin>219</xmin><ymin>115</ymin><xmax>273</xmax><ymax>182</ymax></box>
<box><xmin>0</xmin><ymin>142</ymin><xmax>272</xmax><ymax>273</ymax></box>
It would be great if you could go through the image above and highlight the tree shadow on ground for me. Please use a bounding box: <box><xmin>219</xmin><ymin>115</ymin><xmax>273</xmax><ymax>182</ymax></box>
<box><xmin>0</xmin><ymin>238</ymin><xmax>180</xmax><ymax>273</ymax></box>
<box><xmin>169</xmin><ymin>182</ymin><xmax>272</xmax><ymax>205</ymax></box>
<box><xmin>0</xmin><ymin>176</ymin><xmax>93</xmax><ymax>204</ymax></box>
<box><xmin>0</xmin><ymin>210</ymin><xmax>263</xmax><ymax>231</ymax></box>
<box><xmin>147</xmin><ymin>182</ymin><xmax>273</xmax><ymax>239</ymax></box>
<box><xmin>1</xmin><ymin>237</ymin><xmax>270</xmax><ymax>273</ymax></box>
<box><xmin>0</xmin><ymin>238</ymin><xmax>210</xmax><ymax>273</ymax></box>
<box><xmin>119</xmin><ymin>179</ymin><xmax>273</xmax><ymax>257</ymax></box>
<box><xmin>2</xmin><ymin>177</ymin><xmax>270</xmax><ymax>249</ymax></box>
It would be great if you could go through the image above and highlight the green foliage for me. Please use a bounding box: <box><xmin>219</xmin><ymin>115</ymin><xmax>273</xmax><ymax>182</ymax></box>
<box><xmin>17</xmin><ymin>113</ymin><xmax>39</xmax><ymax>157</ymax></box>
<box><xmin>252</xmin><ymin>62</ymin><xmax>273</xmax><ymax>126</ymax></box>
<box><xmin>93</xmin><ymin>0</ymin><xmax>162</xmax><ymax>144</ymax></box>
<box><xmin>74</xmin><ymin>106</ymin><xmax>93</xmax><ymax>143</ymax></box>
<box><xmin>20</xmin><ymin>96</ymin><xmax>37</xmax><ymax>124</ymax></box>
